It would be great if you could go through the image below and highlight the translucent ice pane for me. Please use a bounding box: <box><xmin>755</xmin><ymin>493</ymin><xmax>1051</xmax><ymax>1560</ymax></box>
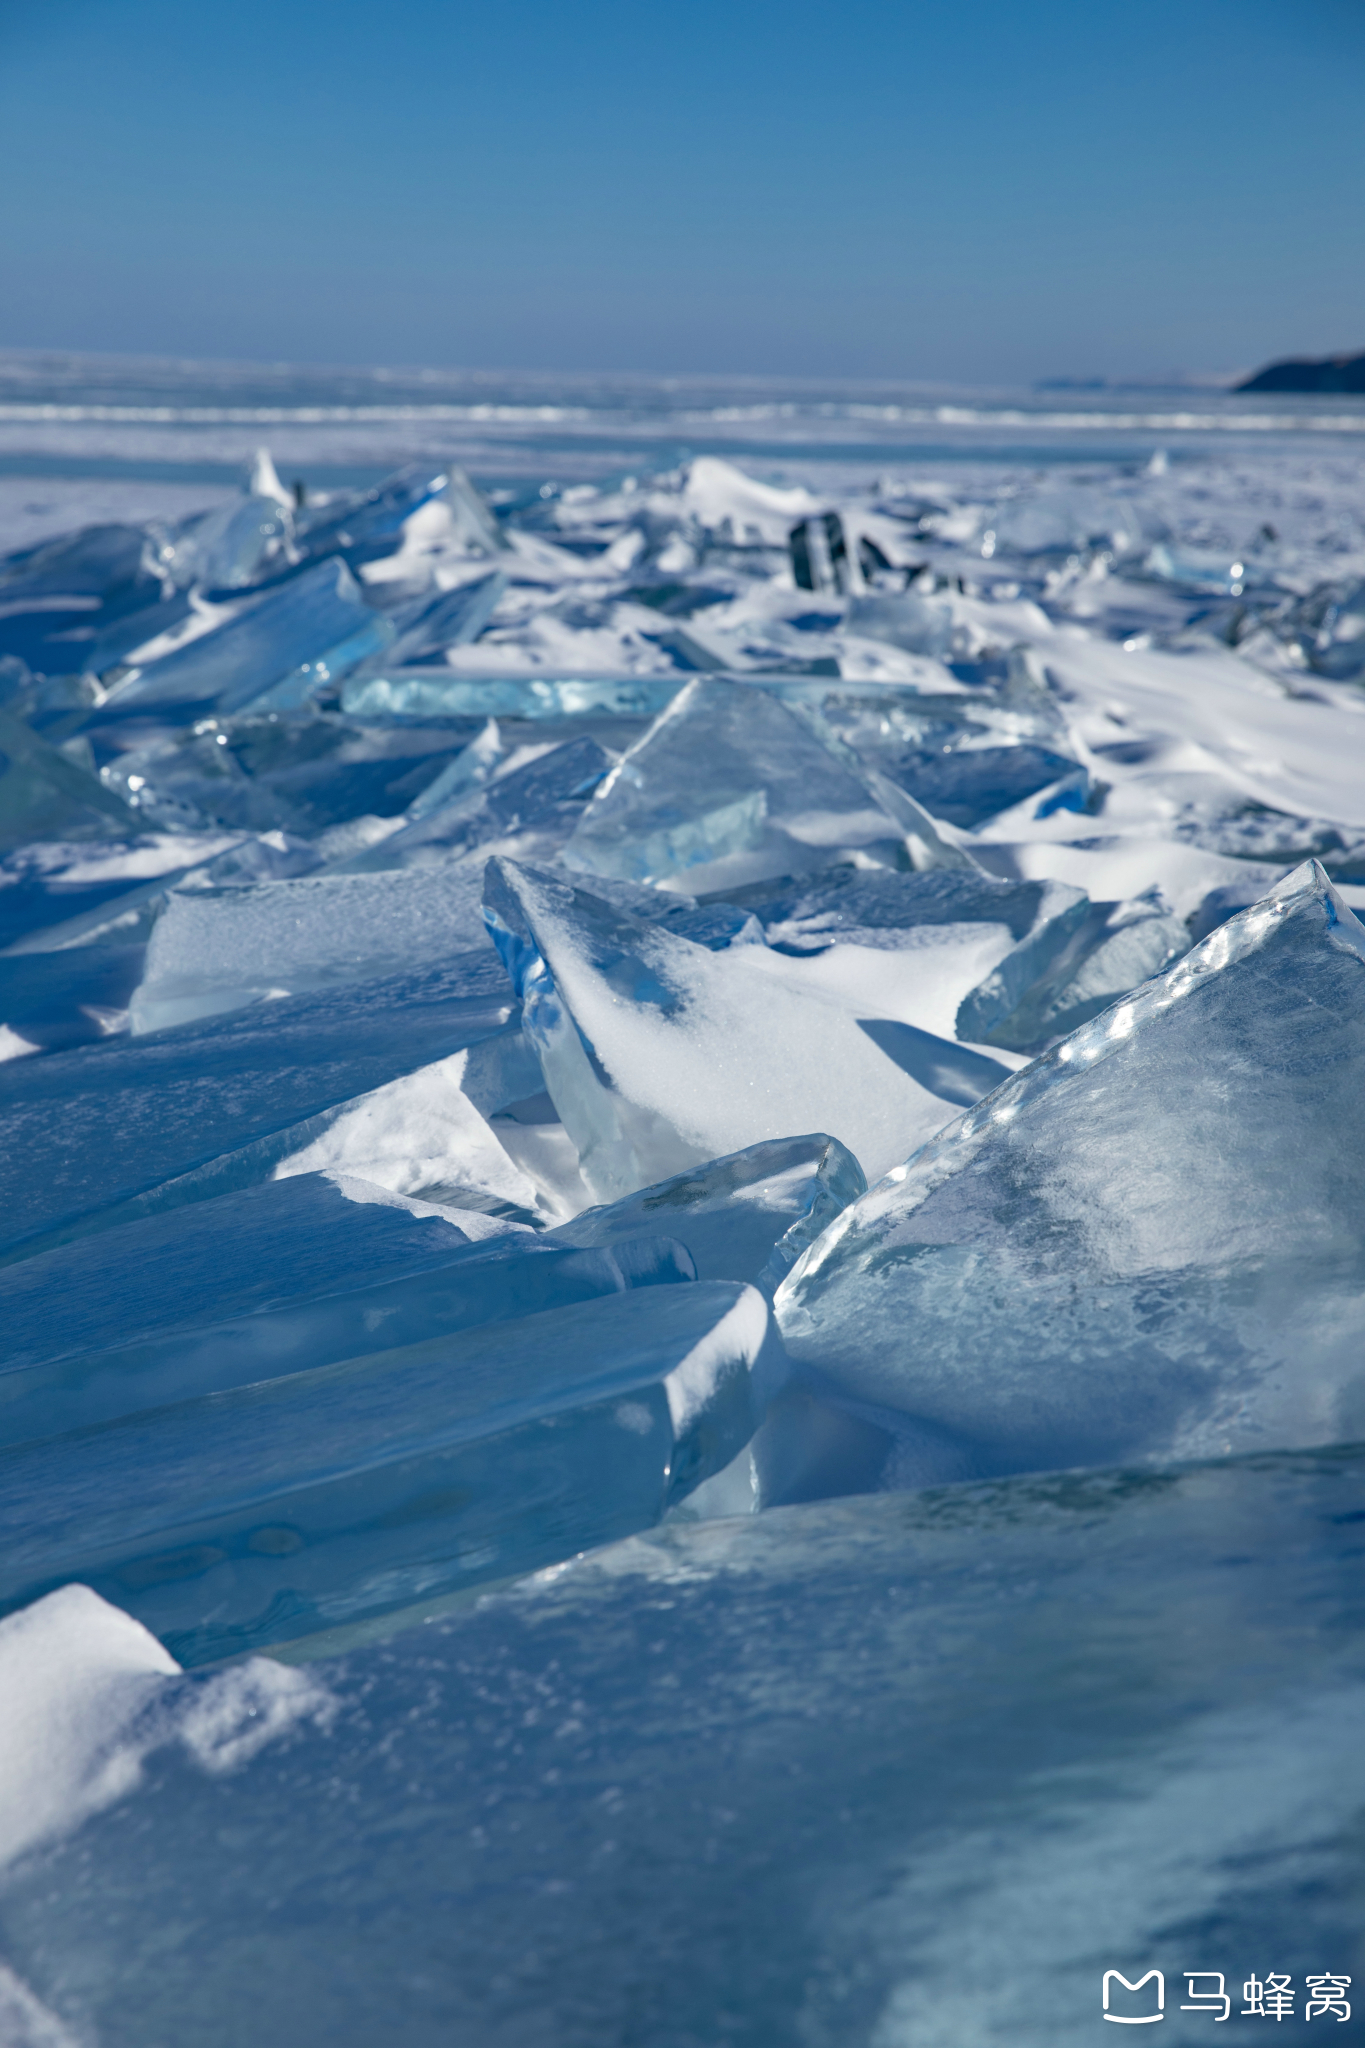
<box><xmin>0</xmin><ymin>1232</ymin><xmax>694</xmax><ymax>1447</ymax></box>
<box><xmin>0</xmin><ymin>960</ymin><xmax>515</xmax><ymax>1259</ymax></box>
<box><xmin>547</xmin><ymin>1132</ymin><xmax>866</xmax><ymax>1296</ymax></box>
<box><xmin>777</xmin><ymin>861</ymin><xmax>1365</xmax><ymax>1479</ymax></box>
<box><xmin>98</xmin><ymin>559</ymin><xmax>392</xmax><ymax>716</ymax></box>
<box><xmin>344</xmin><ymin>735</ymin><xmax>610</xmax><ymax>873</ymax></box>
<box><xmin>381</xmin><ymin>570</ymin><xmax>508</xmax><ymax>665</ymax></box>
<box><xmin>562</xmin><ymin>676</ymin><xmax>909</xmax><ymax>893</ymax></box>
<box><xmin>0</xmin><ymin>1171</ymin><xmax>513</xmax><ymax>1374</ymax></box>
<box><xmin>0</xmin><ymin>1280</ymin><xmax>782</xmax><ymax>1662</ymax></box>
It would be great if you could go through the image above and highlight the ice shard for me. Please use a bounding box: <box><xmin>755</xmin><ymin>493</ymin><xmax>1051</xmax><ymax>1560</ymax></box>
<box><xmin>0</xmin><ymin>1279</ymin><xmax>784</xmax><ymax>1662</ymax></box>
<box><xmin>343</xmin><ymin>734</ymin><xmax>610</xmax><ymax>873</ymax></box>
<box><xmin>964</xmin><ymin>885</ymin><xmax>1191</xmax><ymax>1052</ymax></box>
<box><xmin>130</xmin><ymin>861</ymin><xmax>492</xmax><ymax>1032</ymax></box>
<box><xmin>547</xmin><ymin>1132</ymin><xmax>866</xmax><ymax>1295</ymax></box>
<box><xmin>377</xmin><ymin>570</ymin><xmax>508</xmax><ymax>666</ymax></box>
<box><xmin>777</xmin><ymin>861</ymin><xmax>1365</xmax><ymax>1479</ymax></box>
<box><xmin>0</xmin><ymin>958</ymin><xmax>517</xmax><ymax>1258</ymax></box>
<box><xmin>484</xmin><ymin>857</ymin><xmax>1002</xmax><ymax>1196</ymax></box>
<box><xmin>561</xmin><ymin>677</ymin><xmax>913</xmax><ymax>894</ymax></box>
<box><xmin>96</xmin><ymin>559</ymin><xmax>393</xmax><ymax>716</ymax></box>
<box><xmin>159</xmin><ymin>493</ymin><xmax>295</xmax><ymax>594</ymax></box>
<box><xmin>0</xmin><ymin>1171</ymin><xmax>522</xmax><ymax>1376</ymax></box>
<box><xmin>291</xmin><ymin>462</ymin><xmax>455</xmax><ymax>567</ymax></box>
<box><xmin>0</xmin><ymin>706</ymin><xmax>137</xmax><ymax>852</ymax></box>
<box><xmin>0</xmin><ymin>1231</ymin><xmax>694</xmax><ymax>1447</ymax></box>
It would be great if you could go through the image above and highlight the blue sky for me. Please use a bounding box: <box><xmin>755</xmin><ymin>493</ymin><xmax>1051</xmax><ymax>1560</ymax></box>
<box><xmin>0</xmin><ymin>0</ymin><xmax>1361</xmax><ymax>382</ymax></box>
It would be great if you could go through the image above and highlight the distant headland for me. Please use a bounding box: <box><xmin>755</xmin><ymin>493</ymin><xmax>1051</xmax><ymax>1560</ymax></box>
<box><xmin>1236</xmin><ymin>352</ymin><xmax>1365</xmax><ymax>394</ymax></box>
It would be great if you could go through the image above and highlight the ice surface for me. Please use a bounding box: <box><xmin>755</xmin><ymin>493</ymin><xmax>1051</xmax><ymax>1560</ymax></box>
<box><xmin>97</xmin><ymin>559</ymin><xmax>391</xmax><ymax>715</ymax></box>
<box><xmin>0</xmin><ymin>1584</ymin><xmax>331</xmax><ymax>1871</ymax></box>
<box><xmin>778</xmin><ymin>861</ymin><xmax>1365</xmax><ymax>1479</ymax></box>
<box><xmin>376</xmin><ymin>569</ymin><xmax>508</xmax><ymax>666</ymax></box>
<box><xmin>131</xmin><ymin>861</ymin><xmax>491</xmax><ymax>1031</ymax></box>
<box><xmin>6</xmin><ymin>397</ymin><xmax>1365</xmax><ymax>2035</ymax></box>
<box><xmin>0</xmin><ymin>1280</ymin><xmax>782</xmax><ymax>1662</ymax></box>
<box><xmin>485</xmin><ymin>857</ymin><xmax>1007</xmax><ymax>1195</ymax></box>
<box><xmin>563</xmin><ymin>676</ymin><xmax>912</xmax><ymax>893</ymax></box>
<box><xmin>2</xmin><ymin>1448</ymin><xmax>1363</xmax><ymax>2044</ymax></box>
<box><xmin>548</xmin><ymin>1131</ymin><xmax>866</xmax><ymax>1295</ymax></box>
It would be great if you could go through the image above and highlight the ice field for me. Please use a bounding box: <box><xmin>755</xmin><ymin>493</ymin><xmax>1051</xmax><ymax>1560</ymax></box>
<box><xmin>0</xmin><ymin>357</ymin><xmax>1364</xmax><ymax>2041</ymax></box>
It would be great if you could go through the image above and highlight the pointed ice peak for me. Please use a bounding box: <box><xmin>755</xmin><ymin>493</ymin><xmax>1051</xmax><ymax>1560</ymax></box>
<box><xmin>246</xmin><ymin>447</ymin><xmax>292</xmax><ymax>508</ymax></box>
<box><xmin>675</xmin><ymin>457</ymin><xmax>819</xmax><ymax>544</ymax></box>
<box><xmin>776</xmin><ymin>858</ymin><xmax>1365</xmax><ymax>1481</ymax></box>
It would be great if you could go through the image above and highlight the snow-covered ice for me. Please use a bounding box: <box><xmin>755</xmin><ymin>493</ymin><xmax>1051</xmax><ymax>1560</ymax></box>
<box><xmin>1</xmin><ymin>356</ymin><xmax>1365</xmax><ymax>2036</ymax></box>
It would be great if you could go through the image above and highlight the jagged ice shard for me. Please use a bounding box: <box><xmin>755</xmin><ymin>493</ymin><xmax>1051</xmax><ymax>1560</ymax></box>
<box><xmin>777</xmin><ymin>861</ymin><xmax>1365</xmax><ymax>1478</ymax></box>
<box><xmin>483</xmin><ymin>855</ymin><xmax>1009</xmax><ymax>1194</ymax></box>
<box><xmin>0</xmin><ymin>1277</ymin><xmax>781</xmax><ymax>1664</ymax></box>
<box><xmin>562</xmin><ymin>675</ymin><xmax>919</xmax><ymax>893</ymax></box>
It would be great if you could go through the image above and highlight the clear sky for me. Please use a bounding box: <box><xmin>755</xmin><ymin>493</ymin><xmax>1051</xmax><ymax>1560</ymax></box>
<box><xmin>0</xmin><ymin>0</ymin><xmax>1361</xmax><ymax>384</ymax></box>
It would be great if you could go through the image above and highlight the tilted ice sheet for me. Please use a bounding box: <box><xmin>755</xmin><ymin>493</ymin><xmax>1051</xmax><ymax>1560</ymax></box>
<box><xmin>0</xmin><ymin>1169</ymin><xmax>524</xmax><ymax>1373</ymax></box>
<box><xmin>0</xmin><ymin>1280</ymin><xmax>782</xmax><ymax>1663</ymax></box>
<box><xmin>485</xmin><ymin>858</ymin><xmax>1012</xmax><ymax>1195</ymax></box>
<box><xmin>0</xmin><ymin>1232</ymin><xmax>695</xmax><ymax>1448</ymax></box>
<box><xmin>131</xmin><ymin>861</ymin><xmax>491</xmax><ymax>1032</ymax></box>
<box><xmin>0</xmin><ymin>956</ymin><xmax>515</xmax><ymax>1258</ymax></box>
<box><xmin>563</xmin><ymin>676</ymin><xmax>909</xmax><ymax>893</ymax></box>
<box><xmin>777</xmin><ymin>861</ymin><xmax>1365</xmax><ymax>1479</ymax></box>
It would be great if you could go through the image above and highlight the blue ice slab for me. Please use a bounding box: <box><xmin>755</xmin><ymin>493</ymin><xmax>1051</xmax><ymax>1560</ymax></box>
<box><xmin>379</xmin><ymin>571</ymin><xmax>508</xmax><ymax>666</ymax></box>
<box><xmin>868</xmin><ymin>741</ymin><xmax>1081</xmax><ymax>827</ymax></box>
<box><xmin>95</xmin><ymin>559</ymin><xmax>393</xmax><ymax>717</ymax></box>
<box><xmin>292</xmin><ymin>462</ymin><xmax>455</xmax><ymax>565</ymax></box>
<box><xmin>1293</xmin><ymin>578</ymin><xmax>1365</xmax><ymax>681</ymax></box>
<box><xmin>547</xmin><ymin>1133</ymin><xmax>865</xmax><ymax>1296</ymax></box>
<box><xmin>0</xmin><ymin>1232</ymin><xmax>694</xmax><ymax>1447</ymax></box>
<box><xmin>0</xmin><ymin>1279</ymin><xmax>780</xmax><ymax>1662</ymax></box>
<box><xmin>562</xmin><ymin>675</ymin><xmax>908</xmax><ymax>892</ymax></box>
<box><xmin>3</xmin><ymin>1448</ymin><xmax>1363</xmax><ymax>2043</ymax></box>
<box><xmin>0</xmin><ymin>523</ymin><xmax>163</xmax><ymax>608</ymax></box>
<box><xmin>0</xmin><ymin>958</ymin><xmax>514</xmax><ymax>1259</ymax></box>
<box><xmin>161</xmin><ymin>494</ymin><xmax>295</xmax><ymax>594</ymax></box>
<box><xmin>0</xmin><ymin>706</ymin><xmax>138</xmax><ymax>852</ymax></box>
<box><xmin>341</xmin><ymin>671</ymin><xmax>682</xmax><ymax>720</ymax></box>
<box><xmin>130</xmin><ymin>861</ymin><xmax>493</xmax><ymax>1032</ymax></box>
<box><xmin>0</xmin><ymin>1172</ymin><xmax>501</xmax><ymax>1372</ymax></box>
<box><xmin>777</xmin><ymin>861</ymin><xmax>1365</xmax><ymax>1482</ymax></box>
<box><xmin>340</xmin><ymin>734</ymin><xmax>610</xmax><ymax>872</ymax></box>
